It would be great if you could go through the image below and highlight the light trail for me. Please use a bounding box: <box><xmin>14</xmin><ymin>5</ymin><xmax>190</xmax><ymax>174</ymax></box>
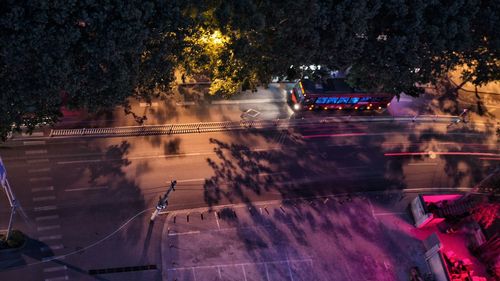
<box><xmin>384</xmin><ymin>151</ymin><xmax>500</xmax><ymax>157</ymax></box>
<box><xmin>302</xmin><ymin>132</ymin><xmax>368</xmax><ymax>138</ymax></box>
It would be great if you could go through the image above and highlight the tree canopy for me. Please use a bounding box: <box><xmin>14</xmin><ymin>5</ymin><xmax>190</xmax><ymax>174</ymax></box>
<box><xmin>1</xmin><ymin>0</ymin><xmax>498</xmax><ymax>139</ymax></box>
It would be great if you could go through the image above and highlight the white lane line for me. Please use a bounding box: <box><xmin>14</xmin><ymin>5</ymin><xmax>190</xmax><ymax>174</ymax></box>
<box><xmin>373</xmin><ymin>212</ymin><xmax>407</xmax><ymax>216</ymax></box>
<box><xmin>55</xmin><ymin>148</ymin><xmax>279</xmax><ymax>165</ymax></box>
<box><xmin>29</xmin><ymin>177</ymin><xmax>52</xmax><ymax>182</ymax></box>
<box><xmin>44</xmin><ymin>275</ymin><xmax>68</xmax><ymax>281</ymax></box>
<box><xmin>242</xmin><ymin>264</ymin><xmax>248</xmax><ymax>281</ymax></box>
<box><xmin>32</xmin><ymin>186</ymin><xmax>54</xmax><ymax>192</ymax></box>
<box><xmin>56</xmin><ymin>159</ymin><xmax>101</xmax><ymax>165</ymax></box>
<box><xmin>140</xmin><ymin>102</ymin><xmax>158</xmax><ymax>107</ymax></box>
<box><xmin>65</xmin><ymin>186</ymin><xmax>108</xmax><ymax>192</ymax></box>
<box><xmin>25</xmin><ymin>149</ymin><xmax>48</xmax><ymax>155</ymax></box>
<box><xmin>408</xmin><ymin>163</ymin><xmax>438</xmax><ymax>166</ymax></box>
<box><xmin>28</xmin><ymin>167</ymin><xmax>51</xmax><ymax>173</ymax></box>
<box><xmin>39</xmin><ymin>235</ymin><xmax>62</xmax><ymax>241</ymax></box>
<box><xmin>214</xmin><ymin>212</ymin><xmax>221</xmax><ymax>230</ymax></box>
<box><xmin>23</xmin><ymin>141</ymin><xmax>46</xmax><ymax>146</ymax></box>
<box><xmin>168</xmin><ymin>231</ymin><xmax>201</xmax><ymax>236</ymax></box>
<box><xmin>34</xmin><ymin>205</ymin><xmax>58</xmax><ymax>212</ymax></box>
<box><xmin>177</xmin><ymin>178</ymin><xmax>205</xmax><ymax>183</ymax></box>
<box><xmin>33</xmin><ymin>196</ymin><xmax>56</xmax><ymax>202</ymax></box>
<box><xmin>27</xmin><ymin>159</ymin><xmax>50</xmax><ymax>164</ymax></box>
<box><xmin>41</xmin><ymin>244</ymin><xmax>64</xmax><ymax>251</ymax></box>
<box><xmin>44</xmin><ymin>266</ymin><xmax>67</xmax><ymax>273</ymax></box>
<box><xmin>36</xmin><ymin>215</ymin><xmax>59</xmax><ymax>221</ymax></box>
<box><xmin>41</xmin><ymin>256</ymin><xmax>65</xmax><ymax>262</ymax></box>
<box><xmin>192</xmin><ymin>267</ymin><xmax>197</xmax><ymax>281</ymax></box>
<box><xmin>37</xmin><ymin>225</ymin><xmax>61</xmax><ymax>231</ymax></box>
<box><xmin>264</xmin><ymin>263</ymin><xmax>271</xmax><ymax>281</ymax></box>
<box><xmin>405</xmin><ymin>187</ymin><xmax>473</xmax><ymax>192</ymax></box>
<box><xmin>287</xmin><ymin>259</ymin><xmax>295</xmax><ymax>281</ymax></box>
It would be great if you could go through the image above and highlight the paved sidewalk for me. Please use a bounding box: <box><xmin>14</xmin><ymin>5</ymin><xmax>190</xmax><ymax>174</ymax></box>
<box><xmin>161</xmin><ymin>193</ymin><xmax>431</xmax><ymax>281</ymax></box>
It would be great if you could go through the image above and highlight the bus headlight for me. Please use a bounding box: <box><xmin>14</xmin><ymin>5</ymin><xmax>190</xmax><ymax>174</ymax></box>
<box><xmin>293</xmin><ymin>104</ymin><xmax>301</xmax><ymax>111</ymax></box>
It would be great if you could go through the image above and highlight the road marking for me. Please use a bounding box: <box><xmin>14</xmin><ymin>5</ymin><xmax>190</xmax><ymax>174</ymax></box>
<box><xmin>407</xmin><ymin>163</ymin><xmax>438</xmax><ymax>166</ymax></box>
<box><xmin>41</xmin><ymin>244</ymin><xmax>64</xmax><ymax>251</ymax></box>
<box><xmin>29</xmin><ymin>177</ymin><xmax>52</xmax><ymax>182</ymax></box>
<box><xmin>44</xmin><ymin>266</ymin><xmax>67</xmax><ymax>273</ymax></box>
<box><xmin>32</xmin><ymin>186</ymin><xmax>54</xmax><ymax>192</ymax></box>
<box><xmin>177</xmin><ymin>178</ymin><xmax>205</xmax><ymax>183</ymax></box>
<box><xmin>36</xmin><ymin>215</ymin><xmax>59</xmax><ymax>221</ymax></box>
<box><xmin>373</xmin><ymin>212</ymin><xmax>407</xmax><ymax>216</ymax></box>
<box><xmin>140</xmin><ymin>102</ymin><xmax>158</xmax><ymax>107</ymax></box>
<box><xmin>168</xmin><ymin>230</ymin><xmax>200</xmax><ymax>236</ymax></box>
<box><xmin>385</xmin><ymin>151</ymin><xmax>500</xmax><ymax>157</ymax></box>
<box><xmin>65</xmin><ymin>186</ymin><xmax>108</xmax><ymax>192</ymax></box>
<box><xmin>25</xmin><ymin>149</ymin><xmax>48</xmax><ymax>155</ymax></box>
<box><xmin>41</xmin><ymin>256</ymin><xmax>65</xmax><ymax>262</ymax></box>
<box><xmin>56</xmin><ymin>159</ymin><xmax>102</xmax><ymax>164</ymax></box>
<box><xmin>34</xmin><ymin>205</ymin><xmax>58</xmax><ymax>212</ymax></box>
<box><xmin>33</xmin><ymin>196</ymin><xmax>56</xmax><ymax>202</ymax></box>
<box><xmin>27</xmin><ymin>158</ymin><xmax>49</xmax><ymax>164</ymax></box>
<box><xmin>37</xmin><ymin>225</ymin><xmax>61</xmax><ymax>231</ymax></box>
<box><xmin>44</xmin><ymin>275</ymin><xmax>68</xmax><ymax>281</ymax></box>
<box><xmin>55</xmin><ymin>148</ymin><xmax>280</xmax><ymax>165</ymax></box>
<box><xmin>264</xmin><ymin>263</ymin><xmax>271</xmax><ymax>281</ymax></box>
<box><xmin>192</xmin><ymin>268</ymin><xmax>197</xmax><ymax>281</ymax></box>
<box><xmin>214</xmin><ymin>212</ymin><xmax>221</xmax><ymax>230</ymax></box>
<box><xmin>405</xmin><ymin>187</ymin><xmax>473</xmax><ymax>193</ymax></box>
<box><xmin>287</xmin><ymin>259</ymin><xmax>295</xmax><ymax>281</ymax></box>
<box><xmin>23</xmin><ymin>141</ymin><xmax>46</xmax><ymax>145</ymax></box>
<box><xmin>242</xmin><ymin>265</ymin><xmax>248</xmax><ymax>281</ymax></box>
<box><xmin>28</xmin><ymin>167</ymin><xmax>51</xmax><ymax>173</ymax></box>
<box><xmin>39</xmin><ymin>235</ymin><xmax>62</xmax><ymax>241</ymax></box>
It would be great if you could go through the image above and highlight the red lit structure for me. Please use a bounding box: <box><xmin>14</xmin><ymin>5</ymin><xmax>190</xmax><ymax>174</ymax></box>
<box><xmin>287</xmin><ymin>78</ymin><xmax>393</xmax><ymax>111</ymax></box>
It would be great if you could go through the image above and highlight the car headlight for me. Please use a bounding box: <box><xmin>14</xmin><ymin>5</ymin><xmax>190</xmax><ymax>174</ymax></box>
<box><xmin>293</xmin><ymin>104</ymin><xmax>301</xmax><ymax>111</ymax></box>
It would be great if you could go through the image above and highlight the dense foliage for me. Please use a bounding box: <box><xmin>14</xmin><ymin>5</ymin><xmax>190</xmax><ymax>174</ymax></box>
<box><xmin>1</xmin><ymin>0</ymin><xmax>498</xmax><ymax>139</ymax></box>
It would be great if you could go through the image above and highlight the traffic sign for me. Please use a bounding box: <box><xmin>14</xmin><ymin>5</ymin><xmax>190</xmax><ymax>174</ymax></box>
<box><xmin>0</xmin><ymin>157</ymin><xmax>6</xmax><ymax>185</ymax></box>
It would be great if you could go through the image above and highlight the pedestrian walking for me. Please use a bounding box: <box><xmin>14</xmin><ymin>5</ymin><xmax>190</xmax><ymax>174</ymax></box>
<box><xmin>459</xmin><ymin>108</ymin><xmax>469</xmax><ymax>123</ymax></box>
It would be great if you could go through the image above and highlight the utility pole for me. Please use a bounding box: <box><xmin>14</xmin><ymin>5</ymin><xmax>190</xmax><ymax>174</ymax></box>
<box><xmin>150</xmin><ymin>180</ymin><xmax>176</xmax><ymax>222</ymax></box>
<box><xmin>0</xmin><ymin>157</ymin><xmax>18</xmax><ymax>241</ymax></box>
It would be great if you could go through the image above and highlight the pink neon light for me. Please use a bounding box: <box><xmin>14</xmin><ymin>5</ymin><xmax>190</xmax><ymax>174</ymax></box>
<box><xmin>303</xmin><ymin>133</ymin><xmax>368</xmax><ymax>139</ymax></box>
<box><xmin>479</xmin><ymin>157</ymin><xmax>500</xmax><ymax>161</ymax></box>
<box><xmin>384</xmin><ymin>152</ymin><xmax>500</xmax><ymax>157</ymax></box>
<box><xmin>422</xmin><ymin>194</ymin><xmax>463</xmax><ymax>203</ymax></box>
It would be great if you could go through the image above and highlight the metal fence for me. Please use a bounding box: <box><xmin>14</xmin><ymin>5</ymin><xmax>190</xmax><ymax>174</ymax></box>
<box><xmin>49</xmin><ymin>115</ymin><xmax>460</xmax><ymax>138</ymax></box>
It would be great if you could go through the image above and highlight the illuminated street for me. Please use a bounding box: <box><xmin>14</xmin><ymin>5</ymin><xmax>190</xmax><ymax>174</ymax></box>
<box><xmin>0</xmin><ymin>87</ymin><xmax>498</xmax><ymax>280</ymax></box>
<box><xmin>1</xmin><ymin>2</ymin><xmax>499</xmax><ymax>280</ymax></box>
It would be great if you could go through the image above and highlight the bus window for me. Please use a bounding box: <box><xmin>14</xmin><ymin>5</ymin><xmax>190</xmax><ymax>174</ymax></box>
<box><xmin>336</xmin><ymin>97</ymin><xmax>349</xmax><ymax>104</ymax></box>
<box><xmin>348</xmin><ymin>97</ymin><xmax>360</xmax><ymax>104</ymax></box>
<box><xmin>326</xmin><ymin>97</ymin><xmax>338</xmax><ymax>104</ymax></box>
<box><xmin>315</xmin><ymin>97</ymin><xmax>329</xmax><ymax>104</ymax></box>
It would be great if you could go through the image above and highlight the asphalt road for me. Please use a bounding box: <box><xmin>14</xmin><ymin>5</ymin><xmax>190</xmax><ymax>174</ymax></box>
<box><xmin>0</xmin><ymin>92</ymin><xmax>498</xmax><ymax>281</ymax></box>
